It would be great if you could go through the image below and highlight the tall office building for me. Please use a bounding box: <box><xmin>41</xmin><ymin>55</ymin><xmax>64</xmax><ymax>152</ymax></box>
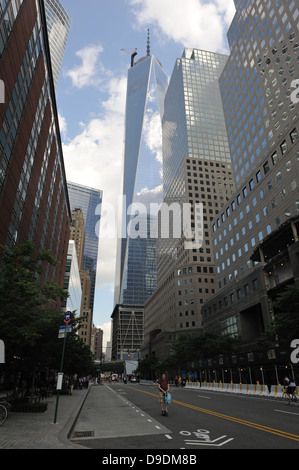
<box><xmin>0</xmin><ymin>0</ymin><xmax>71</xmax><ymax>291</ymax></box>
<box><xmin>114</xmin><ymin>43</ymin><xmax>169</xmax><ymax>307</ymax></box>
<box><xmin>67</xmin><ymin>182</ymin><xmax>102</xmax><ymax>319</ymax></box>
<box><xmin>112</xmin><ymin>38</ymin><xmax>169</xmax><ymax>360</ymax></box>
<box><xmin>142</xmin><ymin>49</ymin><xmax>235</xmax><ymax>359</ymax></box>
<box><xmin>202</xmin><ymin>0</ymin><xmax>299</xmax><ymax>348</ymax></box>
<box><xmin>44</xmin><ymin>0</ymin><xmax>71</xmax><ymax>88</ymax></box>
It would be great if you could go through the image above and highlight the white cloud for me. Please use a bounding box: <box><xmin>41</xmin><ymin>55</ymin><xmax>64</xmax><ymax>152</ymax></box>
<box><xmin>129</xmin><ymin>0</ymin><xmax>235</xmax><ymax>53</ymax></box>
<box><xmin>95</xmin><ymin>321</ymin><xmax>111</xmax><ymax>349</ymax></box>
<box><xmin>62</xmin><ymin>75</ymin><xmax>127</xmax><ymax>292</ymax></box>
<box><xmin>58</xmin><ymin>112</ymin><xmax>67</xmax><ymax>139</ymax></box>
<box><xmin>143</xmin><ymin>110</ymin><xmax>163</xmax><ymax>164</ymax></box>
<box><xmin>65</xmin><ymin>44</ymin><xmax>105</xmax><ymax>88</ymax></box>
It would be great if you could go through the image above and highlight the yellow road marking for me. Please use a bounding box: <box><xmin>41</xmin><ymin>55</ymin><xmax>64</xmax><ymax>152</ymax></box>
<box><xmin>133</xmin><ymin>387</ymin><xmax>299</xmax><ymax>443</ymax></box>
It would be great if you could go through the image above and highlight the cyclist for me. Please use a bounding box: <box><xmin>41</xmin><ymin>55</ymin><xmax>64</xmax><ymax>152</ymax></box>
<box><xmin>284</xmin><ymin>376</ymin><xmax>296</xmax><ymax>399</ymax></box>
<box><xmin>158</xmin><ymin>373</ymin><xmax>169</xmax><ymax>416</ymax></box>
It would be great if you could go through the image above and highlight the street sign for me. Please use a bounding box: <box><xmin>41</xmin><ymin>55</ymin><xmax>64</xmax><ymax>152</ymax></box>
<box><xmin>64</xmin><ymin>311</ymin><xmax>72</xmax><ymax>325</ymax></box>
<box><xmin>58</xmin><ymin>325</ymin><xmax>72</xmax><ymax>338</ymax></box>
<box><xmin>56</xmin><ymin>373</ymin><xmax>63</xmax><ymax>390</ymax></box>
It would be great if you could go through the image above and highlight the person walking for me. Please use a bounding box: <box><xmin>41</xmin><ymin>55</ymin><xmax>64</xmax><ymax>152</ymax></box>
<box><xmin>158</xmin><ymin>373</ymin><xmax>170</xmax><ymax>416</ymax></box>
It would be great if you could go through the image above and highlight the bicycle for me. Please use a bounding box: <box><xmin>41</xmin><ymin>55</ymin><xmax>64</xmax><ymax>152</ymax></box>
<box><xmin>0</xmin><ymin>394</ymin><xmax>14</xmax><ymax>425</ymax></box>
<box><xmin>282</xmin><ymin>388</ymin><xmax>298</xmax><ymax>406</ymax></box>
<box><xmin>0</xmin><ymin>403</ymin><xmax>8</xmax><ymax>425</ymax></box>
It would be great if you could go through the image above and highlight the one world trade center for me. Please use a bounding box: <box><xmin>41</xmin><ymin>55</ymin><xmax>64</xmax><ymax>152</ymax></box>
<box><xmin>113</xmin><ymin>36</ymin><xmax>168</xmax><ymax>329</ymax></box>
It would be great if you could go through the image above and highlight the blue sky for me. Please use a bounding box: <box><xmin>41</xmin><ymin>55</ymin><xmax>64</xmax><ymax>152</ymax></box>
<box><xmin>55</xmin><ymin>0</ymin><xmax>236</xmax><ymax>347</ymax></box>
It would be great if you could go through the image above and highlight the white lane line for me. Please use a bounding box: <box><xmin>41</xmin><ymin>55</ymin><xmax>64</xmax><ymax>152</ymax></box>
<box><xmin>165</xmin><ymin>434</ymin><xmax>173</xmax><ymax>440</ymax></box>
<box><xmin>198</xmin><ymin>395</ymin><xmax>211</xmax><ymax>399</ymax></box>
<box><xmin>275</xmin><ymin>409</ymin><xmax>299</xmax><ymax>416</ymax></box>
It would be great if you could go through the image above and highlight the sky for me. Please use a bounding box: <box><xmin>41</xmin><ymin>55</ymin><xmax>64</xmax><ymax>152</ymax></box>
<box><xmin>55</xmin><ymin>0</ymin><xmax>236</xmax><ymax>348</ymax></box>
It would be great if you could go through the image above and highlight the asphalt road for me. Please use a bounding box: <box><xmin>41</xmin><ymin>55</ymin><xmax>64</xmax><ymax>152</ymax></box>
<box><xmin>70</xmin><ymin>382</ymin><xmax>299</xmax><ymax>451</ymax></box>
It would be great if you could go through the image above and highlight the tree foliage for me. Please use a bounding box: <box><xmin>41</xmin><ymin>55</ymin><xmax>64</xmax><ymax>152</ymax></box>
<box><xmin>260</xmin><ymin>283</ymin><xmax>299</xmax><ymax>348</ymax></box>
<box><xmin>0</xmin><ymin>241</ymin><xmax>94</xmax><ymax>379</ymax></box>
<box><xmin>137</xmin><ymin>331</ymin><xmax>238</xmax><ymax>379</ymax></box>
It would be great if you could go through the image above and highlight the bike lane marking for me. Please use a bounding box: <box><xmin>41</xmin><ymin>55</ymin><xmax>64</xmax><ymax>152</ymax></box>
<box><xmin>132</xmin><ymin>387</ymin><xmax>299</xmax><ymax>443</ymax></box>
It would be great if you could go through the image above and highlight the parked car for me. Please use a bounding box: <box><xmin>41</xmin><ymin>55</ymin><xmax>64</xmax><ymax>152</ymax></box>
<box><xmin>130</xmin><ymin>376</ymin><xmax>138</xmax><ymax>383</ymax></box>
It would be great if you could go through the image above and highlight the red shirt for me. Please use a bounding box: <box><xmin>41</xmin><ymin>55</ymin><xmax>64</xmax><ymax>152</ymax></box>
<box><xmin>159</xmin><ymin>378</ymin><xmax>168</xmax><ymax>391</ymax></box>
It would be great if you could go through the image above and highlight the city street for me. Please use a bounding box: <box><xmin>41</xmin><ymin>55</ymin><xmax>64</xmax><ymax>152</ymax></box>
<box><xmin>70</xmin><ymin>383</ymin><xmax>299</xmax><ymax>450</ymax></box>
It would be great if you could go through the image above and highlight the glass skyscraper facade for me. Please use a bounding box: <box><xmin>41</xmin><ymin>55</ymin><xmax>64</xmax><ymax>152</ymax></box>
<box><xmin>114</xmin><ymin>52</ymin><xmax>169</xmax><ymax>307</ymax></box>
<box><xmin>68</xmin><ymin>182</ymin><xmax>102</xmax><ymax>315</ymax></box>
<box><xmin>158</xmin><ymin>48</ymin><xmax>232</xmax><ymax>281</ymax></box>
<box><xmin>203</xmin><ymin>0</ymin><xmax>299</xmax><ymax>346</ymax></box>
<box><xmin>221</xmin><ymin>0</ymin><xmax>299</xmax><ymax>188</ymax></box>
<box><xmin>142</xmin><ymin>48</ymin><xmax>236</xmax><ymax>359</ymax></box>
<box><xmin>44</xmin><ymin>0</ymin><xmax>71</xmax><ymax>88</ymax></box>
<box><xmin>212</xmin><ymin>0</ymin><xmax>299</xmax><ymax>288</ymax></box>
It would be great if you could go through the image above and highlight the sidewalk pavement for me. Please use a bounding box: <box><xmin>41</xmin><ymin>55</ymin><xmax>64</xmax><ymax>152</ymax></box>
<box><xmin>0</xmin><ymin>387</ymin><xmax>91</xmax><ymax>449</ymax></box>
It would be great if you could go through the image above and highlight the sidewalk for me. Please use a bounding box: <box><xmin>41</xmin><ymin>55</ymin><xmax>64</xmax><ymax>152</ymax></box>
<box><xmin>0</xmin><ymin>386</ymin><xmax>90</xmax><ymax>449</ymax></box>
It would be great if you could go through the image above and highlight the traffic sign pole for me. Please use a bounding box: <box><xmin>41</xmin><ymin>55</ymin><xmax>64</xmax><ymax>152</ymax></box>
<box><xmin>54</xmin><ymin>311</ymin><xmax>71</xmax><ymax>424</ymax></box>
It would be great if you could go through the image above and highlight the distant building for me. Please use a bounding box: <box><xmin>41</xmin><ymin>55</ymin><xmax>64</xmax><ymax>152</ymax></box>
<box><xmin>91</xmin><ymin>326</ymin><xmax>103</xmax><ymax>361</ymax></box>
<box><xmin>69</xmin><ymin>208</ymin><xmax>93</xmax><ymax>345</ymax></box>
<box><xmin>111</xmin><ymin>305</ymin><xmax>143</xmax><ymax>361</ymax></box>
<box><xmin>67</xmin><ymin>182</ymin><xmax>103</xmax><ymax>320</ymax></box>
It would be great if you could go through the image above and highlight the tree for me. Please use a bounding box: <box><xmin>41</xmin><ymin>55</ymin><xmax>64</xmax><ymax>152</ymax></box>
<box><xmin>260</xmin><ymin>283</ymin><xmax>299</xmax><ymax>348</ymax></box>
<box><xmin>0</xmin><ymin>243</ymin><xmax>65</xmax><ymax>396</ymax></box>
<box><xmin>0</xmin><ymin>241</ymin><xmax>69</xmax><ymax>365</ymax></box>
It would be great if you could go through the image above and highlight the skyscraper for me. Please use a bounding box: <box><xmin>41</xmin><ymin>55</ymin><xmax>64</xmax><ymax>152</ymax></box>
<box><xmin>112</xmin><ymin>38</ymin><xmax>168</xmax><ymax>361</ymax></box>
<box><xmin>67</xmin><ymin>182</ymin><xmax>102</xmax><ymax>318</ymax></box>
<box><xmin>0</xmin><ymin>0</ymin><xmax>71</xmax><ymax>291</ymax></box>
<box><xmin>202</xmin><ymin>0</ymin><xmax>299</xmax><ymax>348</ymax></box>
<box><xmin>44</xmin><ymin>0</ymin><xmax>71</xmax><ymax>88</ymax></box>
<box><xmin>114</xmin><ymin>41</ymin><xmax>169</xmax><ymax>307</ymax></box>
<box><xmin>142</xmin><ymin>48</ymin><xmax>235</xmax><ymax>359</ymax></box>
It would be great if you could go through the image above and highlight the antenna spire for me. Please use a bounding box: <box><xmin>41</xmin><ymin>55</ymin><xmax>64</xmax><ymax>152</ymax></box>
<box><xmin>147</xmin><ymin>29</ymin><xmax>150</xmax><ymax>56</ymax></box>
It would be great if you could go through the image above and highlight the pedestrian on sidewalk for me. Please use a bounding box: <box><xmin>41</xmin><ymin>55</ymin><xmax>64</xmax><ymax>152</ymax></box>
<box><xmin>69</xmin><ymin>376</ymin><xmax>75</xmax><ymax>395</ymax></box>
<box><xmin>158</xmin><ymin>373</ymin><xmax>169</xmax><ymax>416</ymax></box>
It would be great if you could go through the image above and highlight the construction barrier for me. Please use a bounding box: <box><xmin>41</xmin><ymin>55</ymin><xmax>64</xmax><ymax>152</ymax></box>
<box><xmin>185</xmin><ymin>380</ymin><xmax>296</xmax><ymax>398</ymax></box>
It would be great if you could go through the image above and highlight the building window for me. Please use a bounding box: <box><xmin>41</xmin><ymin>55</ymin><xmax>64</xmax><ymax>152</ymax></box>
<box><xmin>280</xmin><ymin>140</ymin><xmax>288</xmax><ymax>154</ymax></box>
<box><xmin>263</xmin><ymin>161</ymin><xmax>270</xmax><ymax>174</ymax></box>
<box><xmin>290</xmin><ymin>128</ymin><xmax>298</xmax><ymax>143</ymax></box>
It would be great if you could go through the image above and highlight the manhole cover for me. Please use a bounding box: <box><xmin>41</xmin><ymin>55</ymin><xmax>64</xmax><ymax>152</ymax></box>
<box><xmin>73</xmin><ymin>431</ymin><xmax>95</xmax><ymax>438</ymax></box>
